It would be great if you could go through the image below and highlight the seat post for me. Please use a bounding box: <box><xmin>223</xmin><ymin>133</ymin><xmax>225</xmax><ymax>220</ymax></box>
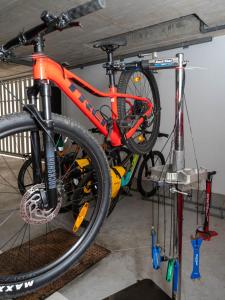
<box><xmin>93</xmin><ymin>39</ymin><xmax>127</xmax><ymax>88</ymax></box>
<box><xmin>106</xmin><ymin>47</ymin><xmax>116</xmax><ymax>88</ymax></box>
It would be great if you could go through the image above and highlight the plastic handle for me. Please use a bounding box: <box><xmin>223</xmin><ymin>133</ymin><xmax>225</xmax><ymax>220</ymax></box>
<box><xmin>166</xmin><ymin>258</ymin><xmax>175</xmax><ymax>282</ymax></box>
<box><xmin>151</xmin><ymin>228</ymin><xmax>161</xmax><ymax>270</ymax></box>
<box><xmin>172</xmin><ymin>259</ymin><xmax>179</xmax><ymax>293</ymax></box>
<box><xmin>191</xmin><ymin>238</ymin><xmax>203</xmax><ymax>280</ymax></box>
<box><xmin>67</xmin><ymin>0</ymin><xmax>105</xmax><ymax>21</ymax></box>
<box><xmin>152</xmin><ymin>245</ymin><xmax>161</xmax><ymax>270</ymax></box>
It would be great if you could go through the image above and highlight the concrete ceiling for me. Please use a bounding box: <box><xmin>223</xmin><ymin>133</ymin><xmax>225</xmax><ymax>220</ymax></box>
<box><xmin>1</xmin><ymin>0</ymin><xmax>225</xmax><ymax>78</ymax></box>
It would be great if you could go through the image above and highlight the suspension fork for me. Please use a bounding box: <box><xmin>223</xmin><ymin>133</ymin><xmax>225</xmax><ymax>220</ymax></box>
<box><xmin>30</xmin><ymin>131</ymin><xmax>42</xmax><ymax>183</ymax></box>
<box><xmin>27</xmin><ymin>83</ymin><xmax>42</xmax><ymax>184</ymax></box>
<box><xmin>40</xmin><ymin>81</ymin><xmax>57</xmax><ymax>209</ymax></box>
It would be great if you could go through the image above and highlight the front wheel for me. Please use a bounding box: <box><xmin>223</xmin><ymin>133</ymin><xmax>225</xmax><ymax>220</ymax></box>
<box><xmin>0</xmin><ymin>112</ymin><xmax>111</xmax><ymax>298</ymax></box>
<box><xmin>117</xmin><ymin>69</ymin><xmax>161</xmax><ymax>154</ymax></box>
<box><xmin>137</xmin><ymin>151</ymin><xmax>165</xmax><ymax>197</ymax></box>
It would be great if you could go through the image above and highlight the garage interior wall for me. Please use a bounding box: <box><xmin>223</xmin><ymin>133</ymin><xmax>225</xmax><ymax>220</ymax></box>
<box><xmin>62</xmin><ymin>34</ymin><xmax>225</xmax><ymax>195</ymax></box>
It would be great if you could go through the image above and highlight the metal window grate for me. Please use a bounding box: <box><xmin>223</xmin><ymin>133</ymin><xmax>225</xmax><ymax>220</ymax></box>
<box><xmin>0</xmin><ymin>76</ymin><xmax>40</xmax><ymax>156</ymax></box>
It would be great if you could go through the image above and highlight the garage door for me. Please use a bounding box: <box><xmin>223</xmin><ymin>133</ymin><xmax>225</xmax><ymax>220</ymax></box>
<box><xmin>0</xmin><ymin>76</ymin><xmax>41</xmax><ymax>156</ymax></box>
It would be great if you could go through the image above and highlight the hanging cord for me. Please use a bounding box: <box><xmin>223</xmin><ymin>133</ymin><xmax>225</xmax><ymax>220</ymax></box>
<box><xmin>158</xmin><ymin>133</ymin><xmax>174</xmax><ymax>183</ymax></box>
<box><xmin>169</xmin><ymin>185</ymin><xmax>173</xmax><ymax>258</ymax></box>
<box><xmin>183</xmin><ymin>94</ymin><xmax>200</xmax><ymax>227</ymax></box>
<box><xmin>152</xmin><ymin>189</ymin><xmax>155</xmax><ymax>227</ymax></box>
<box><xmin>156</xmin><ymin>184</ymin><xmax>160</xmax><ymax>244</ymax></box>
<box><xmin>174</xmin><ymin>190</ymin><xmax>179</xmax><ymax>258</ymax></box>
<box><xmin>163</xmin><ymin>182</ymin><xmax>166</xmax><ymax>255</ymax></box>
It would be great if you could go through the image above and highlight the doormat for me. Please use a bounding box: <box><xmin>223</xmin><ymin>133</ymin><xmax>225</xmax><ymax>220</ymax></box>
<box><xmin>0</xmin><ymin>228</ymin><xmax>110</xmax><ymax>300</ymax></box>
<box><xmin>103</xmin><ymin>279</ymin><xmax>171</xmax><ymax>300</ymax></box>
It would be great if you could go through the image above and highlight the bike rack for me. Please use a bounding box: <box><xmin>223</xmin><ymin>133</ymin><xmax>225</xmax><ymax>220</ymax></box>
<box><xmin>147</xmin><ymin>53</ymin><xmax>208</xmax><ymax>300</ymax></box>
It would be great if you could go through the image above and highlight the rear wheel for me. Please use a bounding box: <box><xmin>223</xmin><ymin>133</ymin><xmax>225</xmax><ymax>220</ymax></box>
<box><xmin>117</xmin><ymin>69</ymin><xmax>160</xmax><ymax>154</ymax></box>
<box><xmin>0</xmin><ymin>112</ymin><xmax>111</xmax><ymax>298</ymax></box>
<box><xmin>137</xmin><ymin>150</ymin><xmax>165</xmax><ymax>197</ymax></box>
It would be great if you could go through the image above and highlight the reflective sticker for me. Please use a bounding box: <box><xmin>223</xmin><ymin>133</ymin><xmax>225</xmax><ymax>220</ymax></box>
<box><xmin>132</xmin><ymin>75</ymin><xmax>142</xmax><ymax>83</ymax></box>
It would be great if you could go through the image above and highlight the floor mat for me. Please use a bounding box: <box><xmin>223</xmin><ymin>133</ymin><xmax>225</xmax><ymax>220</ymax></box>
<box><xmin>0</xmin><ymin>228</ymin><xmax>110</xmax><ymax>300</ymax></box>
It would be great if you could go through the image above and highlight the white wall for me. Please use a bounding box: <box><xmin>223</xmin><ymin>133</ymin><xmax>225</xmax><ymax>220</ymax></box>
<box><xmin>62</xmin><ymin>35</ymin><xmax>225</xmax><ymax>195</ymax></box>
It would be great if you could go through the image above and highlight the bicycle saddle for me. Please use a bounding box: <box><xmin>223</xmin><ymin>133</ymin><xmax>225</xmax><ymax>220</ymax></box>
<box><xmin>93</xmin><ymin>38</ymin><xmax>127</xmax><ymax>50</ymax></box>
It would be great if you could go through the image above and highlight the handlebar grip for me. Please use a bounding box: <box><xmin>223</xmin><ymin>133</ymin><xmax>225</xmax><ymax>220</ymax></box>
<box><xmin>207</xmin><ymin>171</ymin><xmax>216</xmax><ymax>178</ymax></box>
<box><xmin>67</xmin><ymin>0</ymin><xmax>105</xmax><ymax>20</ymax></box>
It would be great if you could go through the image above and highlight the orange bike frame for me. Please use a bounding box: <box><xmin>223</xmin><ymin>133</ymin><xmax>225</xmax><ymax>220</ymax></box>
<box><xmin>33</xmin><ymin>54</ymin><xmax>153</xmax><ymax>147</ymax></box>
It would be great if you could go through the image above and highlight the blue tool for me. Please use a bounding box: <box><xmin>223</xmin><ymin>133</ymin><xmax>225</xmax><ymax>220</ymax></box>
<box><xmin>172</xmin><ymin>259</ymin><xmax>179</xmax><ymax>293</ymax></box>
<box><xmin>191</xmin><ymin>237</ymin><xmax>203</xmax><ymax>280</ymax></box>
<box><xmin>151</xmin><ymin>227</ymin><xmax>161</xmax><ymax>270</ymax></box>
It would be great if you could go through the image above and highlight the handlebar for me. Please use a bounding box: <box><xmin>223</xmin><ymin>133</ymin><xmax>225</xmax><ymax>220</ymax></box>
<box><xmin>1</xmin><ymin>0</ymin><xmax>105</xmax><ymax>56</ymax></box>
<box><xmin>67</xmin><ymin>0</ymin><xmax>105</xmax><ymax>20</ymax></box>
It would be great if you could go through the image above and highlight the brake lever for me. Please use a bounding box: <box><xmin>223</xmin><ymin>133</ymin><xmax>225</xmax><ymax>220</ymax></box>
<box><xmin>56</xmin><ymin>12</ymin><xmax>82</xmax><ymax>30</ymax></box>
<box><xmin>41</xmin><ymin>11</ymin><xmax>57</xmax><ymax>26</ymax></box>
<box><xmin>0</xmin><ymin>46</ymin><xmax>14</xmax><ymax>61</ymax></box>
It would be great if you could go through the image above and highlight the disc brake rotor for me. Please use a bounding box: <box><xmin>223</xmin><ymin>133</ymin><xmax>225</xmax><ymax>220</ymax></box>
<box><xmin>20</xmin><ymin>183</ymin><xmax>62</xmax><ymax>225</ymax></box>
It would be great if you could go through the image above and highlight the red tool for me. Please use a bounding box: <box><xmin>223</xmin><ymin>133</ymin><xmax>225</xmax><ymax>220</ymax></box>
<box><xmin>197</xmin><ymin>171</ymin><xmax>218</xmax><ymax>241</ymax></box>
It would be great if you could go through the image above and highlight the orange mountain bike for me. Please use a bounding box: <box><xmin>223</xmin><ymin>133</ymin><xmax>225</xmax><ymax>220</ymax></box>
<box><xmin>0</xmin><ymin>0</ymin><xmax>160</xmax><ymax>297</ymax></box>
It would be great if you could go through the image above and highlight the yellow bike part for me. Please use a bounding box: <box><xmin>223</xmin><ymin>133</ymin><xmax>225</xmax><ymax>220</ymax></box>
<box><xmin>132</xmin><ymin>75</ymin><xmax>142</xmax><ymax>83</ymax></box>
<box><xmin>111</xmin><ymin>166</ymin><xmax>126</xmax><ymax>199</ymax></box>
<box><xmin>73</xmin><ymin>202</ymin><xmax>89</xmax><ymax>233</ymax></box>
<box><xmin>75</xmin><ymin>158</ymin><xmax>90</xmax><ymax>170</ymax></box>
<box><xmin>83</xmin><ymin>181</ymin><xmax>92</xmax><ymax>194</ymax></box>
<box><xmin>75</xmin><ymin>158</ymin><xmax>126</xmax><ymax>199</ymax></box>
<box><xmin>137</xmin><ymin>134</ymin><xmax>145</xmax><ymax>143</ymax></box>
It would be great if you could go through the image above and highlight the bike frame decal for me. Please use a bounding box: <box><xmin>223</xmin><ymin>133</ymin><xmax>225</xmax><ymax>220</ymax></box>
<box><xmin>121</xmin><ymin>153</ymin><xmax>139</xmax><ymax>186</ymax></box>
<box><xmin>32</xmin><ymin>54</ymin><xmax>153</xmax><ymax>146</ymax></box>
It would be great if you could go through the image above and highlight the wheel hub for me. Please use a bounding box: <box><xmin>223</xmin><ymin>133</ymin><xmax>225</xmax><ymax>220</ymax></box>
<box><xmin>20</xmin><ymin>183</ymin><xmax>62</xmax><ymax>225</ymax></box>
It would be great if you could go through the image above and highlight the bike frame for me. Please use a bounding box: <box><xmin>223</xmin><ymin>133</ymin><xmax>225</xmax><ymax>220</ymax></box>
<box><xmin>32</xmin><ymin>54</ymin><xmax>153</xmax><ymax>147</ymax></box>
<box><xmin>121</xmin><ymin>152</ymin><xmax>142</xmax><ymax>188</ymax></box>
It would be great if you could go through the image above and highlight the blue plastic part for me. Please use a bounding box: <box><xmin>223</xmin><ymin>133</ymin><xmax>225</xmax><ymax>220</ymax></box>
<box><xmin>152</xmin><ymin>245</ymin><xmax>161</xmax><ymax>270</ymax></box>
<box><xmin>191</xmin><ymin>238</ymin><xmax>203</xmax><ymax>280</ymax></box>
<box><xmin>121</xmin><ymin>171</ymin><xmax>132</xmax><ymax>186</ymax></box>
<box><xmin>151</xmin><ymin>228</ymin><xmax>161</xmax><ymax>270</ymax></box>
<box><xmin>172</xmin><ymin>259</ymin><xmax>179</xmax><ymax>293</ymax></box>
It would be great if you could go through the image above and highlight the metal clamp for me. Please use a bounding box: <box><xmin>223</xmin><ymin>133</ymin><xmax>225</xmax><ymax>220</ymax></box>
<box><xmin>170</xmin><ymin>187</ymin><xmax>190</xmax><ymax>197</ymax></box>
